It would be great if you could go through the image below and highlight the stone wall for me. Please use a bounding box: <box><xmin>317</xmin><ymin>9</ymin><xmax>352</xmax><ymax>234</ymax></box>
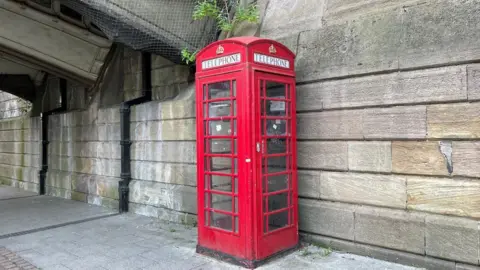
<box><xmin>43</xmin><ymin>47</ymin><xmax>196</xmax><ymax>223</ymax></box>
<box><xmin>260</xmin><ymin>0</ymin><xmax>480</xmax><ymax>268</ymax></box>
<box><xmin>0</xmin><ymin>114</ymin><xmax>40</xmax><ymax>193</ymax></box>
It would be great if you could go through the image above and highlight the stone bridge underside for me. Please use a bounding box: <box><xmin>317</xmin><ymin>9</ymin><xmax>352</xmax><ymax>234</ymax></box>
<box><xmin>0</xmin><ymin>0</ymin><xmax>215</xmax><ymax>103</ymax></box>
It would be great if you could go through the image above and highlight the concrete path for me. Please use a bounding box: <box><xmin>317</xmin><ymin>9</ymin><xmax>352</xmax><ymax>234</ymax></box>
<box><xmin>0</xmin><ymin>186</ymin><xmax>116</xmax><ymax>238</ymax></box>
<box><xmin>0</xmin><ymin>186</ymin><xmax>36</xmax><ymax>201</ymax></box>
<box><xmin>0</xmin><ymin>186</ymin><xmax>422</xmax><ymax>270</ymax></box>
<box><xmin>0</xmin><ymin>215</ymin><xmax>421</xmax><ymax>270</ymax></box>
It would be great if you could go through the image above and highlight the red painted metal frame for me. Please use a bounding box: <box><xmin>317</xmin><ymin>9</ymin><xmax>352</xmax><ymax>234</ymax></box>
<box><xmin>195</xmin><ymin>37</ymin><xmax>297</xmax><ymax>268</ymax></box>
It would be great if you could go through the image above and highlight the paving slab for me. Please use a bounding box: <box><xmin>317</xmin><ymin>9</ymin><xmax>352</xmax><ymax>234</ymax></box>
<box><xmin>0</xmin><ymin>186</ymin><xmax>37</xmax><ymax>201</ymax></box>
<box><xmin>0</xmin><ymin>187</ymin><xmax>116</xmax><ymax>238</ymax></box>
<box><xmin>0</xmin><ymin>213</ymin><xmax>422</xmax><ymax>270</ymax></box>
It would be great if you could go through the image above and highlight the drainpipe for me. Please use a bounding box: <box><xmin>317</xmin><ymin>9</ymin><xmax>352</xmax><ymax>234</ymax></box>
<box><xmin>39</xmin><ymin>78</ymin><xmax>67</xmax><ymax>195</ymax></box>
<box><xmin>119</xmin><ymin>51</ymin><xmax>152</xmax><ymax>213</ymax></box>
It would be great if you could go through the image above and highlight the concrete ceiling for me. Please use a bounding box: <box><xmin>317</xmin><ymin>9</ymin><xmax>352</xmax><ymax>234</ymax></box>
<box><xmin>0</xmin><ymin>0</ymin><xmax>112</xmax><ymax>100</ymax></box>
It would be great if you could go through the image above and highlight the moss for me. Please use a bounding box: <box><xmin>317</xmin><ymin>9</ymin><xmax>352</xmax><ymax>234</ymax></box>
<box><xmin>71</xmin><ymin>191</ymin><xmax>87</xmax><ymax>202</ymax></box>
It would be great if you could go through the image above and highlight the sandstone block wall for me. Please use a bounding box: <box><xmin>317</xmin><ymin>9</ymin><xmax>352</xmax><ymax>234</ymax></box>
<box><xmin>43</xmin><ymin>48</ymin><xmax>196</xmax><ymax>223</ymax></box>
<box><xmin>260</xmin><ymin>0</ymin><xmax>480</xmax><ymax>267</ymax></box>
<box><xmin>0</xmin><ymin>113</ymin><xmax>40</xmax><ymax>192</ymax></box>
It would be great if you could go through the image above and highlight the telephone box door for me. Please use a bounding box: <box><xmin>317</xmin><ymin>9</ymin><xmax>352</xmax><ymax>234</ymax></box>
<box><xmin>197</xmin><ymin>72</ymin><xmax>248</xmax><ymax>258</ymax></box>
<box><xmin>254</xmin><ymin>71</ymin><xmax>298</xmax><ymax>259</ymax></box>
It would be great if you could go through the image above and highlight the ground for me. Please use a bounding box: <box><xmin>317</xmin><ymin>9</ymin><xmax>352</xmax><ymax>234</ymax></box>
<box><xmin>0</xmin><ymin>186</ymin><xmax>422</xmax><ymax>270</ymax></box>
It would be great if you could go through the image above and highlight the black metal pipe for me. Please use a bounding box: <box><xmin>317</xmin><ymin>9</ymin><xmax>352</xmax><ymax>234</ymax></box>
<box><xmin>119</xmin><ymin>51</ymin><xmax>152</xmax><ymax>213</ymax></box>
<box><xmin>39</xmin><ymin>78</ymin><xmax>67</xmax><ymax>195</ymax></box>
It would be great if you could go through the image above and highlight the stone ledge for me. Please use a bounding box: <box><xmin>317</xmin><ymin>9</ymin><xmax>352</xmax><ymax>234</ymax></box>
<box><xmin>301</xmin><ymin>233</ymin><xmax>456</xmax><ymax>270</ymax></box>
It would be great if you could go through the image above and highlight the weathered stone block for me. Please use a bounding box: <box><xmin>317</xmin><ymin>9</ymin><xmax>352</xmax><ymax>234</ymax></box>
<box><xmin>400</xmin><ymin>1</ymin><xmax>480</xmax><ymax>70</ymax></box>
<box><xmin>299</xmin><ymin>199</ymin><xmax>355</xmax><ymax>240</ymax></box>
<box><xmin>71</xmin><ymin>191</ymin><xmax>87</xmax><ymax>202</ymax></box>
<box><xmin>73</xmin><ymin>157</ymin><xmax>97</xmax><ymax>174</ymax></box>
<box><xmin>297</xmin><ymin>170</ymin><xmax>321</xmax><ymax>199</ymax></box>
<box><xmin>296</xmin><ymin>10</ymin><xmax>401</xmax><ymax>82</ymax></box>
<box><xmin>131</xmin><ymin>161</ymin><xmax>196</xmax><ymax>186</ymax></box>
<box><xmin>297</xmin><ymin>110</ymin><xmax>363</xmax><ymax>139</ymax></box>
<box><xmin>428</xmin><ymin>103</ymin><xmax>480</xmax><ymax>138</ymax></box>
<box><xmin>131</xmin><ymin>119</ymin><xmax>195</xmax><ymax>141</ymax></box>
<box><xmin>87</xmin><ymin>194</ymin><xmax>119</xmax><ymax>210</ymax></box>
<box><xmin>151</xmin><ymin>65</ymin><xmax>189</xmax><ymax>87</ymax></box>
<box><xmin>129</xmin><ymin>202</ymin><xmax>197</xmax><ymax>225</ymax></box>
<box><xmin>302</xmin><ymin>233</ymin><xmax>456</xmax><ymax>270</ymax></box>
<box><xmin>297</xmin><ymin>66</ymin><xmax>467</xmax><ymax>111</ymax></box>
<box><xmin>297</xmin><ymin>1</ymin><xmax>480</xmax><ymax>82</ymax></box>
<box><xmin>151</xmin><ymin>54</ymin><xmax>174</xmax><ymax>69</ymax></box>
<box><xmin>129</xmin><ymin>180</ymin><xmax>197</xmax><ymax>214</ymax></box>
<box><xmin>453</xmin><ymin>141</ymin><xmax>480</xmax><ymax>178</ymax></box>
<box><xmin>348</xmin><ymin>141</ymin><xmax>391</xmax><ymax>172</ymax></box>
<box><xmin>408</xmin><ymin>176</ymin><xmax>480</xmax><ymax>218</ymax></box>
<box><xmin>46</xmin><ymin>170</ymin><xmax>72</xmax><ymax>190</ymax></box>
<box><xmin>297</xmin><ymin>141</ymin><xmax>348</xmax><ymax>170</ymax></box>
<box><xmin>261</xmin><ymin>0</ymin><xmax>326</xmax><ymax>38</ymax></box>
<box><xmin>426</xmin><ymin>215</ymin><xmax>479</xmax><ymax>265</ymax></box>
<box><xmin>354</xmin><ymin>206</ymin><xmax>425</xmax><ymax>254</ymax></box>
<box><xmin>131</xmin><ymin>99</ymin><xmax>195</xmax><ymax>122</ymax></box>
<box><xmin>87</xmin><ymin>175</ymin><xmax>120</xmax><ymax>199</ymax></box>
<box><xmin>46</xmin><ymin>186</ymin><xmax>71</xmax><ymax>199</ymax></box>
<box><xmin>321</xmin><ymin>172</ymin><xmax>406</xmax><ymax>209</ymax></box>
<box><xmin>131</xmin><ymin>141</ymin><xmax>196</xmax><ymax>163</ymax></box>
<box><xmin>392</xmin><ymin>141</ymin><xmax>450</xmax><ymax>176</ymax></box>
<box><xmin>467</xmin><ymin>64</ymin><xmax>480</xmax><ymax>101</ymax></box>
<box><xmin>324</xmin><ymin>0</ymin><xmax>421</xmax><ymax>23</ymax></box>
<box><xmin>96</xmin><ymin>158</ymin><xmax>121</xmax><ymax>177</ymax></box>
<box><xmin>363</xmin><ymin>106</ymin><xmax>427</xmax><ymax>139</ymax></box>
<box><xmin>456</xmin><ymin>264</ymin><xmax>480</xmax><ymax>270</ymax></box>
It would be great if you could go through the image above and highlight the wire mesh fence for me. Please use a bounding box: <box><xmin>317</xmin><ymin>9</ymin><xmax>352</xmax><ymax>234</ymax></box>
<box><xmin>23</xmin><ymin>0</ymin><xmax>221</xmax><ymax>64</ymax></box>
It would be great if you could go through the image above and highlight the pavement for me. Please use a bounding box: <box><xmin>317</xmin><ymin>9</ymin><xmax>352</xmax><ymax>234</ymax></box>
<box><xmin>0</xmin><ymin>186</ymin><xmax>422</xmax><ymax>270</ymax></box>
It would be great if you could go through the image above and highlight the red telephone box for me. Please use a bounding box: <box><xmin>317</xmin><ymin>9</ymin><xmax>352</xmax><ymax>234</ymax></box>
<box><xmin>195</xmin><ymin>37</ymin><xmax>298</xmax><ymax>268</ymax></box>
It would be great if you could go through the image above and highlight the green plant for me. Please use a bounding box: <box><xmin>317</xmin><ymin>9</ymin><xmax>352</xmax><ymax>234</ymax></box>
<box><xmin>182</xmin><ymin>0</ymin><xmax>259</xmax><ymax>65</ymax></box>
<box><xmin>181</xmin><ymin>48</ymin><xmax>198</xmax><ymax>65</ymax></box>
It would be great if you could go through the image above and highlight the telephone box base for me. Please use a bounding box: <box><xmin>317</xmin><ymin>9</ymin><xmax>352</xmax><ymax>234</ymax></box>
<box><xmin>196</xmin><ymin>243</ymin><xmax>301</xmax><ymax>269</ymax></box>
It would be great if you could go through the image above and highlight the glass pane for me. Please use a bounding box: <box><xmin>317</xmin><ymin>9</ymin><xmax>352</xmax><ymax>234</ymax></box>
<box><xmin>207</xmin><ymin>157</ymin><xmax>234</xmax><ymax>173</ymax></box>
<box><xmin>211</xmin><ymin>193</ymin><xmax>233</xmax><ymax>212</ymax></box>
<box><xmin>206</xmin><ymin>120</ymin><xmax>232</xmax><ymax>136</ymax></box>
<box><xmin>234</xmin><ymin>197</ymin><xmax>238</xmax><ymax>213</ymax></box>
<box><xmin>234</xmin><ymin>177</ymin><xmax>238</xmax><ymax>194</ymax></box>
<box><xmin>266</xmin><ymin>99</ymin><xmax>286</xmax><ymax>117</ymax></box>
<box><xmin>208</xmin><ymin>81</ymin><xmax>231</xmax><ymax>99</ymax></box>
<box><xmin>208</xmin><ymin>100</ymin><xmax>232</xmax><ymax>117</ymax></box>
<box><xmin>235</xmin><ymin>216</ymin><xmax>239</xmax><ymax>233</ymax></box>
<box><xmin>266</xmin><ymin>81</ymin><xmax>286</xmax><ymax>98</ymax></box>
<box><xmin>232</xmin><ymin>80</ymin><xmax>237</xmax><ymax>97</ymax></box>
<box><xmin>206</xmin><ymin>139</ymin><xmax>234</xmax><ymax>154</ymax></box>
<box><xmin>204</xmin><ymin>192</ymin><xmax>210</xmax><ymax>208</ymax></box>
<box><xmin>204</xmin><ymin>175</ymin><xmax>210</xmax><ymax>190</ymax></box>
<box><xmin>266</xmin><ymin>119</ymin><xmax>287</xmax><ymax>136</ymax></box>
<box><xmin>210</xmin><ymin>212</ymin><xmax>233</xmax><ymax>231</ymax></box>
<box><xmin>266</xmin><ymin>138</ymin><xmax>287</xmax><ymax>154</ymax></box>
<box><xmin>211</xmin><ymin>175</ymin><xmax>232</xmax><ymax>192</ymax></box>
<box><xmin>268</xmin><ymin>211</ymin><xmax>289</xmax><ymax>232</ymax></box>
<box><xmin>205</xmin><ymin>211</ymin><xmax>209</xmax><ymax>226</ymax></box>
<box><xmin>263</xmin><ymin>215</ymin><xmax>268</xmax><ymax>233</ymax></box>
<box><xmin>263</xmin><ymin>174</ymin><xmax>289</xmax><ymax>193</ymax></box>
<box><xmin>267</xmin><ymin>192</ymin><xmax>289</xmax><ymax>212</ymax></box>
<box><xmin>266</xmin><ymin>156</ymin><xmax>287</xmax><ymax>173</ymax></box>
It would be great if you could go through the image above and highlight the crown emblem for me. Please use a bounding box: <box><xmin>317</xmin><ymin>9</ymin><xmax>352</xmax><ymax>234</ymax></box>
<box><xmin>216</xmin><ymin>45</ymin><xmax>225</xmax><ymax>55</ymax></box>
<box><xmin>269</xmin><ymin>44</ymin><xmax>277</xmax><ymax>54</ymax></box>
